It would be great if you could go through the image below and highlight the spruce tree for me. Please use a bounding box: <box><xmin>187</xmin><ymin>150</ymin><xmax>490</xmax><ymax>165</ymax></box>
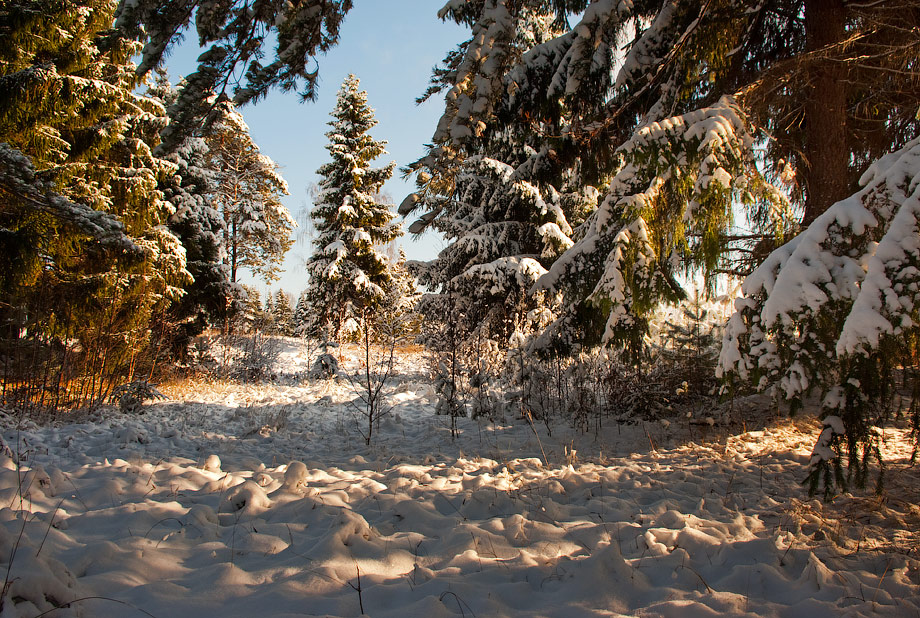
<box><xmin>114</xmin><ymin>0</ymin><xmax>354</xmax><ymax>149</ymax></box>
<box><xmin>303</xmin><ymin>74</ymin><xmax>401</xmax><ymax>341</ymax></box>
<box><xmin>411</xmin><ymin>0</ymin><xmax>920</xmax><ymax>485</ymax></box>
<box><xmin>403</xmin><ymin>4</ymin><xmax>597</xmax><ymax>351</ymax></box>
<box><xmin>239</xmin><ymin>286</ymin><xmax>266</xmax><ymax>333</ymax></box>
<box><xmin>147</xmin><ymin>72</ymin><xmax>235</xmax><ymax>350</ymax></box>
<box><xmin>718</xmin><ymin>139</ymin><xmax>920</xmax><ymax>495</ymax></box>
<box><xmin>411</xmin><ymin>155</ymin><xmax>594</xmax><ymax>350</ymax></box>
<box><xmin>270</xmin><ymin>290</ymin><xmax>295</xmax><ymax>336</ymax></box>
<box><xmin>0</xmin><ymin>0</ymin><xmax>189</xmax><ymax>405</ymax></box>
<box><xmin>292</xmin><ymin>290</ymin><xmax>310</xmax><ymax>336</ymax></box>
<box><xmin>409</xmin><ymin>0</ymin><xmax>918</xmax><ymax>354</ymax></box>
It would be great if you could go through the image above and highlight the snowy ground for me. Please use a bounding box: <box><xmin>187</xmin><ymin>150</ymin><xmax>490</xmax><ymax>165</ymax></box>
<box><xmin>2</xmin><ymin>338</ymin><xmax>918</xmax><ymax>617</ymax></box>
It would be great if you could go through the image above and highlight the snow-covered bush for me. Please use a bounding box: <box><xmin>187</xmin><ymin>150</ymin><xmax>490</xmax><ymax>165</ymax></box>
<box><xmin>0</xmin><ymin>511</ymin><xmax>82</xmax><ymax>617</ymax></box>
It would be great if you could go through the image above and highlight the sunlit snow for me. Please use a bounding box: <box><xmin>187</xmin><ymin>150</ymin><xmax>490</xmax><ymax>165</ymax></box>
<box><xmin>1</xmin><ymin>340</ymin><xmax>917</xmax><ymax>617</ymax></box>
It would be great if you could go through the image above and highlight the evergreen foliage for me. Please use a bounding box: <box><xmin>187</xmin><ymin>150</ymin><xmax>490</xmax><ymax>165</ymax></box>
<box><xmin>411</xmin><ymin>0</ymin><xmax>920</xmax><ymax>487</ymax></box>
<box><xmin>114</xmin><ymin>0</ymin><xmax>354</xmax><ymax>149</ymax></box>
<box><xmin>270</xmin><ymin>289</ymin><xmax>295</xmax><ymax>336</ymax></box>
<box><xmin>412</xmin><ymin>154</ymin><xmax>596</xmax><ymax>350</ymax></box>
<box><xmin>0</xmin><ymin>0</ymin><xmax>189</xmax><ymax>407</ymax></box>
<box><xmin>238</xmin><ymin>286</ymin><xmax>267</xmax><ymax>332</ymax></box>
<box><xmin>303</xmin><ymin>75</ymin><xmax>403</xmax><ymax>341</ymax></box>
<box><xmin>147</xmin><ymin>72</ymin><xmax>235</xmax><ymax>349</ymax></box>
<box><xmin>292</xmin><ymin>290</ymin><xmax>310</xmax><ymax>336</ymax></box>
<box><xmin>533</xmin><ymin>98</ymin><xmax>787</xmax><ymax>355</ymax></box>
<box><xmin>409</xmin><ymin>0</ymin><xmax>918</xmax><ymax>351</ymax></box>
<box><xmin>205</xmin><ymin>100</ymin><xmax>295</xmax><ymax>285</ymax></box>
<box><xmin>719</xmin><ymin>140</ymin><xmax>920</xmax><ymax>494</ymax></box>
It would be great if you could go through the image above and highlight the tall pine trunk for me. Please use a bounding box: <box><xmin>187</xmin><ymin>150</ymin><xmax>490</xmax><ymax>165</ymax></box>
<box><xmin>230</xmin><ymin>219</ymin><xmax>238</xmax><ymax>283</ymax></box>
<box><xmin>802</xmin><ymin>0</ymin><xmax>849</xmax><ymax>225</ymax></box>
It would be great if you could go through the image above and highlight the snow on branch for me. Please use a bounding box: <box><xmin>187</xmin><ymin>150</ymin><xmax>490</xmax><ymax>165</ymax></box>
<box><xmin>0</xmin><ymin>143</ymin><xmax>139</xmax><ymax>254</ymax></box>
<box><xmin>534</xmin><ymin>97</ymin><xmax>775</xmax><ymax>349</ymax></box>
<box><xmin>462</xmin><ymin>255</ymin><xmax>548</xmax><ymax>296</ymax></box>
<box><xmin>501</xmin><ymin>0</ymin><xmax>632</xmax><ymax>124</ymax></box>
<box><xmin>837</xmin><ymin>141</ymin><xmax>920</xmax><ymax>356</ymax></box>
<box><xmin>809</xmin><ymin>414</ymin><xmax>845</xmax><ymax>469</ymax></box>
<box><xmin>613</xmin><ymin>1</ymin><xmax>681</xmax><ymax>91</ymax></box>
<box><xmin>719</xmin><ymin>138</ymin><xmax>920</xmax><ymax>401</ymax></box>
<box><xmin>547</xmin><ymin>0</ymin><xmax>631</xmax><ymax>98</ymax></box>
<box><xmin>435</xmin><ymin>0</ymin><xmax>516</xmax><ymax>145</ymax></box>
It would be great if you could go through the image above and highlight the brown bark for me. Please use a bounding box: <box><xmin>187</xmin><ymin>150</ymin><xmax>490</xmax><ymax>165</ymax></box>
<box><xmin>802</xmin><ymin>0</ymin><xmax>849</xmax><ymax>225</ymax></box>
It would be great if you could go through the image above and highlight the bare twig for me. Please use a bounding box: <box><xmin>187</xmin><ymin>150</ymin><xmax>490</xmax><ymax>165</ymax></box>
<box><xmin>347</xmin><ymin>563</ymin><xmax>365</xmax><ymax>615</ymax></box>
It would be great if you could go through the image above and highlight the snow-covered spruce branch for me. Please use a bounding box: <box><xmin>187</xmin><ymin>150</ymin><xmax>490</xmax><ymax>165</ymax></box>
<box><xmin>434</xmin><ymin>0</ymin><xmax>522</xmax><ymax>145</ymax></box>
<box><xmin>532</xmin><ymin>97</ymin><xmax>785</xmax><ymax>352</ymax></box>
<box><xmin>412</xmin><ymin>153</ymin><xmax>591</xmax><ymax>348</ymax></box>
<box><xmin>0</xmin><ymin>143</ymin><xmax>139</xmax><ymax>254</ymax></box>
<box><xmin>719</xmin><ymin>138</ymin><xmax>920</xmax><ymax>399</ymax></box>
<box><xmin>504</xmin><ymin>0</ymin><xmax>632</xmax><ymax>108</ymax></box>
<box><xmin>719</xmin><ymin>139</ymin><xmax>920</xmax><ymax>490</ymax></box>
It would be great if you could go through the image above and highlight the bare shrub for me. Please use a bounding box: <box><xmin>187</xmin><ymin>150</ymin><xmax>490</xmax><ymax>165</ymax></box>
<box><xmin>202</xmin><ymin>332</ymin><xmax>281</xmax><ymax>382</ymax></box>
<box><xmin>346</xmin><ymin>310</ymin><xmax>410</xmax><ymax>445</ymax></box>
<box><xmin>238</xmin><ymin>404</ymin><xmax>292</xmax><ymax>437</ymax></box>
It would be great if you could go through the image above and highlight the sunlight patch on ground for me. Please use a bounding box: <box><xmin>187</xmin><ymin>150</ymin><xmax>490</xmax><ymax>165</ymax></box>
<box><xmin>1</xmin><ymin>338</ymin><xmax>917</xmax><ymax>617</ymax></box>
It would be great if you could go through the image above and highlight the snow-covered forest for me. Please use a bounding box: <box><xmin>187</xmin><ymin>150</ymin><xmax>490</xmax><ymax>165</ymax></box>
<box><xmin>1</xmin><ymin>1</ymin><xmax>918</xmax><ymax>616</ymax></box>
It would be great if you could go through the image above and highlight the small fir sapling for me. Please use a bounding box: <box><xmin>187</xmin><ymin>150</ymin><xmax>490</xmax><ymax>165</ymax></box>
<box><xmin>109</xmin><ymin>381</ymin><xmax>167</xmax><ymax>414</ymax></box>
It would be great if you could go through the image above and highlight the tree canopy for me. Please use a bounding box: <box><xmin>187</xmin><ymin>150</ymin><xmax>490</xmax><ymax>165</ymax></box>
<box><xmin>114</xmin><ymin>0</ymin><xmax>354</xmax><ymax>149</ymax></box>
<box><xmin>403</xmin><ymin>0</ymin><xmax>920</xmax><ymax>489</ymax></box>
<box><xmin>0</xmin><ymin>0</ymin><xmax>190</xmax><ymax>404</ymax></box>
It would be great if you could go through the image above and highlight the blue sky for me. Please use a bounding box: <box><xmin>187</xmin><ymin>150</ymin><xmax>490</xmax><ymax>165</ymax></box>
<box><xmin>165</xmin><ymin>2</ymin><xmax>467</xmax><ymax>298</ymax></box>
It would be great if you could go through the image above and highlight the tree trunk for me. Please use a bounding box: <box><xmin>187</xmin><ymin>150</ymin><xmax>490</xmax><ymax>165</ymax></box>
<box><xmin>802</xmin><ymin>0</ymin><xmax>849</xmax><ymax>225</ymax></box>
<box><xmin>230</xmin><ymin>220</ymin><xmax>238</xmax><ymax>283</ymax></box>
<box><xmin>364</xmin><ymin>312</ymin><xmax>373</xmax><ymax>446</ymax></box>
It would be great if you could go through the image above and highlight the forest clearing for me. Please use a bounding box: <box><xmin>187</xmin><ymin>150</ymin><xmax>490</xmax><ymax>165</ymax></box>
<box><xmin>3</xmin><ymin>1</ymin><xmax>920</xmax><ymax>615</ymax></box>
<box><xmin>1</xmin><ymin>337</ymin><xmax>918</xmax><ymax>617</ymax></box>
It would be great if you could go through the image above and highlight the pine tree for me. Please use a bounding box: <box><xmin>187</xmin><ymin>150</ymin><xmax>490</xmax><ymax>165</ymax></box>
<box><xmin>205</xmin><ymin>100</ymin><xmax>295</xmax><ymax>284</ymax></box>
<box><xmin>303</xmin><ymin>74</ymin><xmax>402</xmax><ymax>341</ymax></box>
